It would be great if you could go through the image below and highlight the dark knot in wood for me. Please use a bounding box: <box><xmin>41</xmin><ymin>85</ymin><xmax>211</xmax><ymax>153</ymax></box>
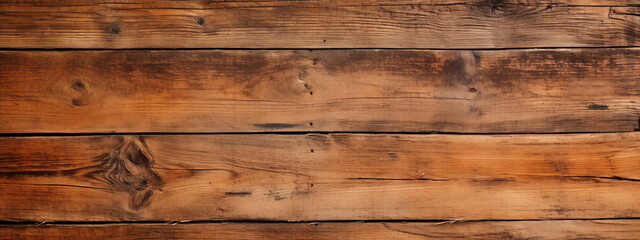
<box><xmin>91</xmin><ymin>136</ymin><xmax>164</xmax><ymax>211</ymax></box>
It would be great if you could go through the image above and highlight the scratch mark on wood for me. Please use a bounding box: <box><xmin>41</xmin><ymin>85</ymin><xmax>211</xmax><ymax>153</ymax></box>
<box><xmin>224</xmin><ymin>191</ymin><xmax>252</xmax><ymax>197</ymax></box>
<box><xmin>253</xmin><ymin>123</ymin><xmax>301</xmax><ymax>129</ymax></box>
<box><xmin>347</xmin><ymin>177</ymin><xmax>448</xmax><ymax>181</ymax></box>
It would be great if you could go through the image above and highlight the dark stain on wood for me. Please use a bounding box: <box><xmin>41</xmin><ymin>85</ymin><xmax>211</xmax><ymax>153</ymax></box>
<box><xmin>253</xmin><ymin>123</ymin><xmax>301</xmax><ymax>129</ymax></box>
<box><xmin>89</xmin><ymin>136</ymin><xmax>164</xmax><ymax>211</ymax></box>
<box><xmin>442</xmin><ymin>55</ymin><xmax>474</xmax><ymax>87</ymax></box>
<box><xmin>469</xmin><ymin>106</ymin><xmax>484</xmax><ymax>118</ymax></box>
<box><xmin>588</xmin><ymin>104</ymin><xmax>609</xmax><ymax>110</ymax></box>
<box><xmin>319</xmin><ymin>51</ymin><xmax>439</xmax><ymax>83</ymax></box>
<box><xmin>483</xmin><ymin>50</ymin><xmax>620</xmax><ymax>94</ymax></box>
<box><xmin>608</xmin><ymin>7</ymin><xmax>640</xmax><ymax>46</ymax></box>
<box><xmin>475</xmin><ymin>0</ymin><xmax>509</xmax><ymax>18</ymax></box>
<box><xmin>550</xmin><ymin>205</ymin><xmax>571</xmax><ymax>215</ymax></box>
<box><xmin>546</xmin><ymin>158</ymin><xmax>570</xmax><ymax>175</ymax></box>
<box><xmin>387</xmin><ymin>152</ymin><xmax>398</xmax><ymax>159</ymax></box>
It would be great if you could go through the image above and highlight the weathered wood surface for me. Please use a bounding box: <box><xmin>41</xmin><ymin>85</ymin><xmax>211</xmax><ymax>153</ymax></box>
<box><xmin>1</xmin><ymin>133</ymin><xmax>638</xmax><ymax>221</ymax></box>
<box><xmin>1</xmin><ymin>1</ymin><xmax>640</xmax><ymax>49</ymax></box>
<box><xmin>3</xmin><ymin>220</ymin><xmax>640</xmax><ymax>240</ymax></box>
<box><xmin>2</xmin><ymin>49</ymin><xmax>639</xmax><ymax>133</ymax></box>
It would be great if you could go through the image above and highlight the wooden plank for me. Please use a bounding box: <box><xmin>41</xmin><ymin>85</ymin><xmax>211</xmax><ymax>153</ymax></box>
<box><xmin>1</xmin><ymin>49</ymin><xmax>639</xmax><ymax>133</ymax></box>
<box><xmin>3</xmin><ymin>220</ymin><xmax>640</xmax><ymax>240</ymax></box>
<box><xmin>1</xmin><ymin>133</ymin><xmax>639</xmax><ymax>221</ymax></box>
<box><xmin>1</xmin><ymin>1</ymin><xmax>640</xmax><ymax>49</ymax></box>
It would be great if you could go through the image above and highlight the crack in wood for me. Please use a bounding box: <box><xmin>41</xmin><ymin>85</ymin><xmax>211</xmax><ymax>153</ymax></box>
<box><xmin>348</xmin><ymin>175</ymin><xmax>640</xmax><ymax>183</ymax></box>
<box><xmin>2</xmin><ymin>183</ymin><xmax>113</xmax><ymax>191</ymax></box>
<box><xmin>569</xmin><ymin>175</ymin><xmax>640</xmax><ymax>183</ymax></box>
<box><xmin>88</xmin><ymin>136</ymin><xmax>164</xmax><ymax>211</ymax></box>
<box><xmin>382</xmin><ymin>222</ymin><xmax>519</xmax><ymax>239</ymax></box>
<box><xmin>347</xmin><ymin>177</ymin><xmax>449</xmax><ymax>181</ymax></box>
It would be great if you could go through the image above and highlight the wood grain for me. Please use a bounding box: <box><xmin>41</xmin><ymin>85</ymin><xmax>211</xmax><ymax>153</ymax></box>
<box><xmin>2</xmin><ymin>49</ymin><xmax>639</xmax><ymax>133</ymax></box>
<box><xmin>1</xmin><ymin>1</ymin><xmax>640</xmax><ymax>49</ymax></box>
<box><xmin>3</xmin><ymin>220</ymin><xmax>640</xmax><ymax>240</ymax></box>
<box><xmin>1</xmin><ymin>133</ymin><xmax>639</xmax><ymax>221</ymax></box>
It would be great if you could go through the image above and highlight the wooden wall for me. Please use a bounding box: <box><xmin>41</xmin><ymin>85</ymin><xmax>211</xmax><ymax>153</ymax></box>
<box><xmin>1</xmin><ymin>0</ymin><xmax>639</xmax><ymax>239</ymax></box>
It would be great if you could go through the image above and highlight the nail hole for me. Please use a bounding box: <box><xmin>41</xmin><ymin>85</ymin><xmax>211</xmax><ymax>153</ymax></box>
<box><xmin>196</xmin><ymin>17</ymin><xmax>205</xmax><ymax>25</ymax></box>
<box><xmin>309</xmin><ymin>122</ymin><xmax>313</xmax><ymax>126</ymax></box>
<box><xmin>309</xmin><ymin>92</ymin><xmax>313</xmax><ymax>95</ymax></box>
<box><xmin>310</xmin><ymin>183</ymin><xmax>314</xmax><ymax>187</ymax></box>
<box><xmin>310</xmin><ymin>149</ymin><xmax>314</xmax><ymax>153</ymax></box>
<box><xmin>323</xmin><ymin>39</ymin><xmax>326</xmax><ymax>42</ymax></box>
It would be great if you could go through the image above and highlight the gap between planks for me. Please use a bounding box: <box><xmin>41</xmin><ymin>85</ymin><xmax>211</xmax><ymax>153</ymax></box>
<box><xmin>3</xmin><ymin>217</ymin><xmax>640</xmax><ymax>225</ymax></box>
<box><xmin>0</xmin><ymin>130</ymin><xmax>639</xmax><ymax>137</ymax></box>
<box><xmin>1</xmin><ymin>46</ymin><xmax>640</xmax><ymax>51</ymax></box>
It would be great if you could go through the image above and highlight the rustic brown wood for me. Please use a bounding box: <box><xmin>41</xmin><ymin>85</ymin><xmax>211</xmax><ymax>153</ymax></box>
<box><xmin>1</xmin><ymin>1</ymin><xmax>640</xmax><ymax>49</ymax></box>
<box><xmin>3</xmin><ymin>220</ymin><xmax>640</xmax><ymax>240</ymax></box>
<box><xmin>1</xmin><ymin>133</ymin><xmax>639</xmax><ymax>221</ymax></box>
<box><xmin>2</xmin><ymin>49</ymin><xmax>639</xmax><ymax>133</ymax></box>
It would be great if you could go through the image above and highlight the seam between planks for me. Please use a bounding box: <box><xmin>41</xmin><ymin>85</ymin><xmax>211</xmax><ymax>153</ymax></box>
<box><xmin>2</xmin><ymin>46</ymin><xmax>640</xmax><ymax>51</ymax></box>
<box><xmin>3</xmin><ymin>218</ymin><xmax>640</xmax><ymax>226</ymax></box>
<box><xmin>0</xmin><ymin>130</ymin><xmax>638</xmax><ymax>137</ymax></box>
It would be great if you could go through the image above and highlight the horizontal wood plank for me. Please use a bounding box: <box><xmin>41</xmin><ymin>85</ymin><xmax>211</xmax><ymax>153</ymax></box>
<box><xmin>1</xmin><ymin>49</ymin><xmax>639</xmax><ymax>133</ymax></box>
<box><xmin>1</xmin><ymin>1</ymin><xmax>640</xmax><ymax>48</ymax></box>
<box><xmin>1</xmin><ymin>133</ymin><xmax>639</xmax><ymax>221</ymax></box>
<box><xmin>3</xmin><ymin>220</ymin><xmax>640</xmax><ymax>240</ymax></box>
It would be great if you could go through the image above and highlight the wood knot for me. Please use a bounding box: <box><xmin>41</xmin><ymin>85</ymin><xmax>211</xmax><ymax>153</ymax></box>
<box><xmin>71</xmin><ymin>98</ymin><xmax>88</xmax><ymax>106</ymax></box>
<box><xmin>106</xmin><ymin>23</ymin><xmax>121</xmax><ymax>34</ymax></box>
<box><xmin>196</xmin><ymin>17</ymin><xmax>205</xmax><ymax>25</ymax></box>
<box><xmin>90</xmin><ymin>136</ymin><xmax>164</xmax><ymax>211</ymax></box>
<box><xmin>70</xmin><ymin>80</ymin><xmax>90</xmax><ymax>106</ymax></box>
<box><xmin>72</xmin><ymin>81</ymin><xmax>85</xmax><ymax>90</ymax></box>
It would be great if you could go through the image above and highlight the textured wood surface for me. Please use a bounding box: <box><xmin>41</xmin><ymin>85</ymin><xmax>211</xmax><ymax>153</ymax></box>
<box><xmin>1</xmin><ymin>1</ymin><xmax>640</xmax><ymax>49</ymax></box>
<box><xmin>3</xmin><ymin>220</ymin><xmax>640</xmax><ymax>240</ymax></box>
<box><xmin>2</xmin><ymin>49</ymin><xmax>639</xmax><ymax>133</ymax></box>
<box><xmin>1</xmin><ymin>133</ymin><xmax>638</xmax><ymax>221</ymax></box>
<box><xmin>3</xmin><ymin>1</ymin><xmax>640</xmax><ymax>237</ymax></box>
